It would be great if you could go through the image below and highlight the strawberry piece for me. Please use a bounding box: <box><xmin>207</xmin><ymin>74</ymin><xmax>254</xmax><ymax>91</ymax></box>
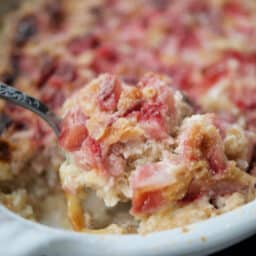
<box><xmin>97</xmin><ymin>74</ymin><xmax>121</xmax><ymax>112</ymax></box>
<box><xmin>59</xmin><ymin>109</ymin><xmax>88</xmax><ymax>151</ymax></box>
<box><xmin>67</xmin><ymin>34</ymin><xmax>100</xmax><ymax>56</ymax></box>
<box><xmin>132</xmin><ymin>162</ymin><xmax>175</xmax><ymax>190</ymax></box>
<box><xmin>223</xmin><ymin>1</ymin><xmax>248</xmax><ymax>17</ymax></box>
<box><xmin>138</xmin><ymin>102</ymin><xmax>169</xmax><ymax>140</ymax></box>
<box><xmin>131</xmin><ymin>161</ymin><xmax>181</xmax><ymax>214</ymax></box>
<box><xmin>131</xmin><ymin>189</ymin><xmax>165</xmax><ymax>215</ymax></box>
<box><xmin>47</xmin><ymin>62</ymin><xmax>77</xmax><ymax>88</ymax></box>
<box><xmin>90</xmin><ymin>45</ymin><xmax>119</xmax><ymax>73</ymax></box>
<box><xmin>229</xmin><ymin>85</ymin><xmax>256</xmax><ymax>111</ymax></box>
<box><xmin>169</xmin><ymin>65</ymin><xmax>194</xmax><ymax>93</ymax></box>
<box><xmin>78</xmin><ymin>137</ymin><xmax>105</xmax><ymax>171</ymax></box>
<box><xmin>202</xmin><ymin>62</ymin><xmax>228</xmax><ymax>87</ymax></box>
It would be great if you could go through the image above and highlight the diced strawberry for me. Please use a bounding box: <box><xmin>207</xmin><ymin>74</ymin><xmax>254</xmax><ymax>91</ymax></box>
<box><xmin>47</xmin><ymin>62</ymin><xmax>77</xmax><ymax>88</ymax></box>
<box><xmin>35</xmin><ymin>55</ymin><xmax>57</xmax><ymax>88</ymax></box>
<box><xmin>138</xmin><ymin>72</ymin><xmax>170</xmax><ymax>89</ymax></box>
<box><xmin>177</xmin><ymin>27</ymin><xmax>200</xmax><ymax>49</ymax></box>
<box><xmin>139</xmin><ymin>73</ymin><xmax>176</xmax><ymax>113</ymax></box>
<box><xmin>228</xmin><ymin>85</ymin><xmax>256</xmax><ymax>111</ymax></box>
<box><xmin>188</xmin><ymin>0</ymin><xmax>209</xmax><ymax>13</ymax></box>
<box><xmin>168</xmin><ymin>5</ymin><xmax>201</xmax><ymax>49</ymax></box>
<box><xmin>77</xmin><ymin>137</ymin><xmax>105</xmax><ymax>172</ymax></box>
<box><xmin>224</xmin><ymin>50</ymin><xmax>256</xmax><ymax>65</ymax></box>
<box><xmin>131</xmin><ymin>189</ymin><xmax>165</xmax><ymax>215</ymax></box>
<box><xmin>223</xmin><ymin>1</ymin><xmax>248</xmax><ymax>17</ymax></box>
<box><xmin>97</xmin><ymin>74</ymin><xmax>122</xmax><ymax>112</ymax></box>
<box><xmin>67</xmin><ymin>34</ymin><xmax>101</xmax><ymax>56</ymax></box>
<box><xmin>59</xmin><ymin>109</ymin><xmax>88</xmax><ymax>151</ymax></box>
<box><xmin>149</xmin><ymin>0</ymin><xmax>169</xmax><ymax>11</ymax></box>
<box><xmin>122</xmin><ymin>100</ymin><xmax>144</xmax><ymax>117</ymax></box>
<box><xmin>131</xmin><ymin>162</ymin><xmax>174</xmax><ymax>190</ymax></box>
<box><xmin>202</xmin><ymin>62</ymin><xmax>228</xmax><ymax>87</ymax></box>
<box><xmin>169</xmin><ymin>65</ymin><xmax>193</xmax><ymax>92</ymax></box>
<box><xmin>138</xmin><ymin>102</ymin><xmax>169</xmax><ymax>140</ymax></box>
<box><xmin>131</xmin><ymin>161</ymin><xmax>181</xmax><ymax>214</ymax></box>
<box><xmin>96</xmin><ymin>46</ymin><xmax>119</xmax><ymax>61</ymax></box>
<box><xmin>40</xmin><ymin>62</ymin><xmax>77</xmax><ymax>108</ymax></box>
<box><xmin>90</xmin><ymin>45</ymin><xmax>119</xmax><ymax>73</ymax></box>
<box><xmin>59</xmin><ymin>125</ymin><xmax>87</xmax><ymax>151</ymax></box>
<box><xmin>118</xmin><ymin>22</ymin><xmax>145</xmax><ymax>46</ymax></box>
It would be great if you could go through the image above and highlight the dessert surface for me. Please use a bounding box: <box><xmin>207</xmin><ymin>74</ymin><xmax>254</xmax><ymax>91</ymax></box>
<box><xmin>0</xmin><ymin>0</ymin><xmax>255</xmax><ymax>234</ymax></box>
<box><xmin>59</xmin><ymin>73</ymin><xmax>256</xmax><ymax>233</ymax></box>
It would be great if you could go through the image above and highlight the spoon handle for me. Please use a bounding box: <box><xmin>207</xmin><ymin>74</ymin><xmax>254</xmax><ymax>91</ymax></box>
<box><xmin>0</xmin><ymin>82</ymin><xmax>60</xmax><ymax>136</ymax></box>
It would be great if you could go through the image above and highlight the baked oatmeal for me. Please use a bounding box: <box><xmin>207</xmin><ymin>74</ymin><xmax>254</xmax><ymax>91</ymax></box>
<box><xmin>58</xmin><ymin>73</ymin><xmax>256</xmax><ymax>233</ymax></box>
<box><xmin>0</xmin><ymin>0</ymin><xmax>255</xmax><ymax>234</ymax></box>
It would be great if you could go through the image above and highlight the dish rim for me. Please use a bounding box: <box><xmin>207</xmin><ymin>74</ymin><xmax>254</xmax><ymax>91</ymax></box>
<box><xmin>1</xmin><ymin>198</ymin><xmax>256</xmax><ymax>255</ymax></box>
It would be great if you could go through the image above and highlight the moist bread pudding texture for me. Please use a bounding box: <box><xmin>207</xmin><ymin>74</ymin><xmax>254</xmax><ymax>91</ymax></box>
<box><xmin>59</xmin><ymin>73</ymin><xmax>256</xmax><ymax>233</ymax></box>
<box><xmin>0</xmin><ymin>0</ymin><xmax>256</xmax><ymax>234</ymax></box>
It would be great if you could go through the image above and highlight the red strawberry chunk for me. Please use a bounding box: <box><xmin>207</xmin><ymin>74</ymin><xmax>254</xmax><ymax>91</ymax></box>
<box><xmin>202</xmin><ymin>62</ymin><xmax>228</xmax><ymax>87</ymax></box>
<box><xmin>228</xmin><ymin>85</ymin><xmax>256</xmax><ymax>111</ymax></box>
<box><xmin>67</xmin><ymin>34</ymin><xmax>101</xmax><ymax>56</ymax></box>
<box><xmin>96</xmin><ymin>46</ymin><xmax>119</xmax><ymax>62</ymax></box>
<box><xmin>40</xmin><ymin>86</ymin><xmax>66</xmax><ymax>109</ymax></box>
<box><xmin>59</xmin><ymin>109</ymin><xmax>88</xmax><ymax>151</ymax></box>
<box><xmin>138</xmin><ymin>73</ymin><xmax>176</xmax><ymax>111</ymax></box>
<box><xmin>138</xmin><ymin>102</ymin><xmax>169</xmax><ymax>140</ymax></box>
<box><xmin>177</xmin><ymin>27</ymin><xmax>200</xmax><ymax>49</ymax></box>
<box><xmin>90</xmin><ymin>45</ymin><xmax>119</xmax><ymax>73</ymax></box>
<box><xmin>47</xmin><ymin>62</ymin><xmax>77</xmax><ymax>88</ymax></box>
<box><xmin>131</xmin><ymin>161</ymin><xmax>180</xmax><ymax>214</ymax></box>
<box><xmin>168</xmin><ymin>65</ymin><xmax>194</xmax><ymax>95</ymax></box>
<box><xmin>132</xmin><ymin>162</ymin><xmax>174</xmax><ymax>190</ymax></box>
<box><xmin>225</xmin><ymin>50</ymin><xmax>255</xmax><ymax>63</ymax></box>
<box><xmin>224</xmin><ymin>1</ymin><xmax>248</xmax><ymax>17</ymax></box>
<box><xmin>97</xmin><ymin>74</ymin><xmax>121</xmax><ymax>112</ymax></box>
<box><xmin>77</xmin><ymin>137</ymin><xmax>105</xmax><ymax>172</ymax></box>
<box><xmin>131</xmin><ymin>189</ymin><xmax>165</xmax><ymax>215</ymax></box>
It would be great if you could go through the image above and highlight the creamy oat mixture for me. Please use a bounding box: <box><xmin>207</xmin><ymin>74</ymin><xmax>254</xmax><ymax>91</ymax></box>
<box><xmin>0</xmin><ymin>0</ymin><xmax>255</xmax><ymax>234</ymax></box>
<box><xmin>58</xmin><ymin>73</ymin><xmax>256</xmax><ymax>233</ymax></box>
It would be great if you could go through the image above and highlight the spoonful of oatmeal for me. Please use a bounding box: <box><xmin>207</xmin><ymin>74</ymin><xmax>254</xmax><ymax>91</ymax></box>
<box><xmin>1</xmin><ymin>73</ymin><xmax>254</xmax><ymax>234</ymax></box>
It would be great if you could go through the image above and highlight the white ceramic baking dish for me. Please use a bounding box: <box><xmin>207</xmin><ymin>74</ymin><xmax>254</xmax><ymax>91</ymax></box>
<box><xmin>1</xmin><ymin>1</ymin><xmax>256</xmax><ymax>255</ymax></box>
<box><xmin>1</xmin><ymin>199</ymin><xmax>256</xmax><ymax>256</ymax></box>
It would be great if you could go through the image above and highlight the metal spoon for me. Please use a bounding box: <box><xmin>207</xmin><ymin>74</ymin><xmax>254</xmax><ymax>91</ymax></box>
<box><xmin>0</xmin><ymin>82</ymin><xmax>60</xmax><ymax>135</ymax></box>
